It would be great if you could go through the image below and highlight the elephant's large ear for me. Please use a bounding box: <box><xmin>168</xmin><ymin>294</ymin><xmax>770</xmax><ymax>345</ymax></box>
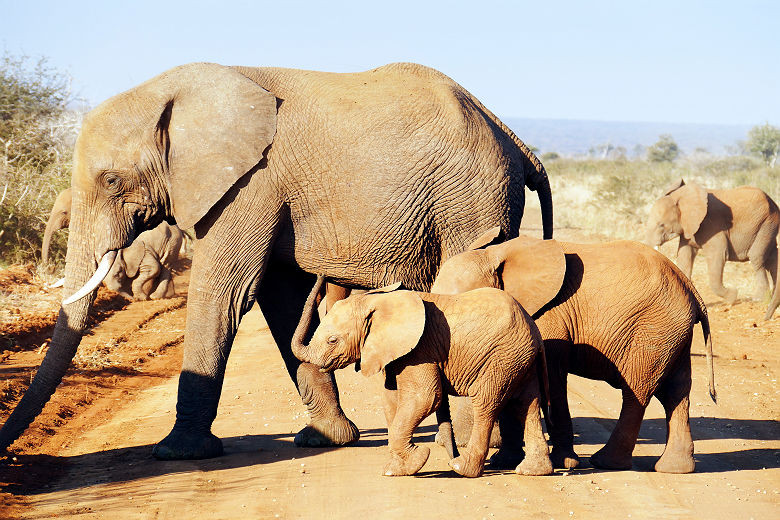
<box><xmin>144</xmin><ymin>63</ymin><xmax>277</xmax><ymax>230</ymax></box>
<box><xmin>466</xmin><ymin>226</ymin><xmax>506</xmax><ymax>250</ymax></box>
<box><xmin>663</xmin><ymin>178</ymin><xmax>686</xmax><ymax>196</ymax></box>
<box><xmin>492</xmin><ymin>236</ymin><xmax>566</xmax><ymax>316</ymax></box>
<box><xmin>676</xmin><ymin>182</ymin><xmax>708</xmax><ymax>240</ymax></box>
<box><xmin>359</xmin><ymin>291</ymin><xmax>426</xmax><ymax>377</ymax></box>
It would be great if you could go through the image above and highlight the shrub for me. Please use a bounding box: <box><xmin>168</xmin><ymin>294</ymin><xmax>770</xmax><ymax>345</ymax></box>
<box><xmin>0</xmin><ymin>54</ymin><xmax>81</xmax><ymax>266</ymax></box>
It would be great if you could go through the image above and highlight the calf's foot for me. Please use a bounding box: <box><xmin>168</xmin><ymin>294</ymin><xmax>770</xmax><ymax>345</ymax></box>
<box><xmin>654</xmin><ymin>447</ymin><xmax>695</xmax><ymax>474</ymax></box>
<box><xmin>383</xmin><ymin>445</ymin><xmax>430</xmax><ymax>476</ymax></box>
<box><xmin>590</xmin><ymin>445</ymin><xmax>633</xmax><ymax>470</ymax></box>
<box><xmin>448</xmin><ymin>450</ymin><xmax>485</xmax><ymax>478</ymax></box>
<box><xmin>294</xmin><ymin>416</ymin><xmax>360</xmax><ymax>447</ymax></box>
<box><xmin>153</xmin><ymin>428</ymin><xmax>223</xmax><ymax>460</ymax></box>
<box><xmin>550</xmin><ymin>446</ymin><xmax>580</xmax><ymax>469</ymax></box>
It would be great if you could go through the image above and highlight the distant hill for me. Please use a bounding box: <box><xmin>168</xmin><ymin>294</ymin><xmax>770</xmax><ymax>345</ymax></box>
<box><xmin>502</xmin><ymin>118</ymin><xmax>751</xmax><ymax>157</ymax></box>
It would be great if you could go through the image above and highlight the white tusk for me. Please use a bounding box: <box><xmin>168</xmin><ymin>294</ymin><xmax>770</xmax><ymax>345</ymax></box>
<box><xmin>654</xmin><ymin>245</ymin><xmax>659</xmax><ymax>251</ymax></box>
<box><xmin>47</xmin><ymin>277</ymin><xmax>65</xmax><ymax>288</ymax></box>
<box><xmin>63</xmin><ymin>251</ymin><xmax>117</xmax><ymax>305</ymax></box>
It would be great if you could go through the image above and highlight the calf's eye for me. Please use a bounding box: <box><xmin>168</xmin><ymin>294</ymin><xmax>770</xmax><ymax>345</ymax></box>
<box><xmin>327</xmin><ymin>335</ymin><xmax>339</xmax><ymax>345</ymax></box>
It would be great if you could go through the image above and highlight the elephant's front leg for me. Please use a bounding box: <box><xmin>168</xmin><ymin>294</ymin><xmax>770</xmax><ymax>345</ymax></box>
<box><xmin>702</xmin><ymin>235</ymin><xmax>738</xmax><ymax>303</ymax></box>
<box><xmin>383</xmin><ymin>365</ymin><xmax>440</xmax><ymax>476</ymax></box>
<box><xmin>153</xmin><ymin>187</ymin><xmax>284</xmax><ymax>460</ymax></box>
<box><xmin>590</xmin><ymin>388</ymin><xmax>647</xmax><ymax>470</ymax></box>
<box><xmin>449</xmin><ymin>392</ymin><xmax>500</xmax><ymax>478</ymax></box>
<box><xmin>258</xmin><ymin>260</ymin><xmax>359</xmax><ymax>447</ymax></box>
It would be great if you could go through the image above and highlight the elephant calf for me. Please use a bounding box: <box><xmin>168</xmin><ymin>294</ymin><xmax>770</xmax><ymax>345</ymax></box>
<box><xmin>432</xmin><ymin>229</ymin><xmax>716</xmax><ymax>474</ymax></box>
<box><xmin>293</xmin><ymin>276</ymin><xmax>553</xmax><ymax>478</ymax></box>
<box><xmin>646</xmin><ymin>179</ymin><xmax>780</xmax><ymax>320</ymax></box>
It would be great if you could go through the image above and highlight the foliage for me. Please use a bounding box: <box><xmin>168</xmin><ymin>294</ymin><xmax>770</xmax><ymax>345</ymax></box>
<box><xmin>646</xmin><ymin>134</ymin><xmax>680</xmax><ymax>162</ymax></box>
<box><xmin>541</xmin><ymin>151</ymin><xmax>560</xmax><ymax>162</ymax></box>
<box><xmin>745</xmin><ymin>122</ymin><xmax>780</xmax><ymax>167</ymax></box>
<box><xmin>0</xmin><ymin>53</ymin><xmax>80</xmax><ymax>266</ymax></box>
<box><xmin>534</xmin><ymin>155</ymin><xmax>779</xmax><ymax>242</ymax></box>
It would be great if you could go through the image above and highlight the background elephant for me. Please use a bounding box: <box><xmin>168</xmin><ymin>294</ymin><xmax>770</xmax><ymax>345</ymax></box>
<box><xmin>292</xmin><ymin>277</ymin><xmax>553</xmax><ymax>478</ymax></box>
<box><xmin>41</xmin><ymin>187</ymin><xmax>72</xmax><ymax>266</ymax></box>
<box><xmin>42</xmin><ymin>187</ymin><xmax>186</xmax><ymax>300</ymax></box>
<box><xmin>646</xmin><ymin>179</ymin><xmax>780</xmax><ymax>320</ymax></box>
<box><xmin>102</xmin><ymin>221</ymin><xmax>184</xmax><ymax>300</ymax></box>
<box><xmin>431</xmin><ymin>230</ymin><xmax>716</xmax><ymax>474</ymax></box>
<box><xmin>0</xmin><ymin>62</ymin><xmax>553</xmax><ymax>460</ymax></box>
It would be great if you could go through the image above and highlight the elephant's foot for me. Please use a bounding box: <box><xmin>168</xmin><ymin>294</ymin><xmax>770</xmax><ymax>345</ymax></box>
<box><xmin>590</xmin><ymin>445</ymin><xmax>633</xmax><ymax>470</ymax></box>
<box><xmin>294</xmin><ymin>416</ymin><xmax>360</xmax><ymax>447</ymax></box>
<box><xmin>654</xmin><ymin>447</ymin><xmax>695</xmax><ymax>474</ymax></box>
<box><xmin>383</xmin><ymin>445</ymin><xmax>430</xmax><ymax>476</ymax></box>
<box><xmin>448</xmin><ymin>449</ymin><xmax>486</xmax><ymax>478</ymax></box>
<box><xmin>435</xmin><ymin>422</ymin><xmax>458</xmax><ymax>458</ymax></box>
<box><xmin>515</xmin><ymin>451</ymin><xmax>554</xmax><ymax>476</ymax></box>
<box><xmin>152</xmin><ymin>428</ymin><xmax>223</xmax><ymax>460</ymax></box>
<box><xmin>550</xmin><ymin>446</ymin><xmax>580</xmax><ymax>470</ymax></box>
<box><xmin>487</xmin><ymin>447</ymin><xmax>524</xmax><ymax>469</ymax></box>
<box><xmin>724</xmin><ymin>288</ymin><xmax>738</xmax><ymax>304</ymax></box>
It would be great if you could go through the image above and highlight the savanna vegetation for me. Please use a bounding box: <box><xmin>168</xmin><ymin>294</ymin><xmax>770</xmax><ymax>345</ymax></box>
<box><xmin>0</xmin><ymin>54</ymin><xmax>80</xmax><ymax>268</ymax></box>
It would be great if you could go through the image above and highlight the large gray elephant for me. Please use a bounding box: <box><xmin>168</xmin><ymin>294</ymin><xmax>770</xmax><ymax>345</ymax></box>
<box><xmin>0</xmin><ymin>62</ymin><xmax>553</xmax><ymax>460</ymax></box>
<box><xmin>646</xmin><ymin>179</ymin><xmax>780</xmax><ymax>320</ymax></box>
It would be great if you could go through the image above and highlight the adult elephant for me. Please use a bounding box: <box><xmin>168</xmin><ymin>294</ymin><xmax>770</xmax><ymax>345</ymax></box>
<box><xmin>0</xmin><ymin>62</ymin><xmax>553</xmax><ymax>460</ymax></box>
<box><xmin>41</xmin><ymin>187</ymin><xmax>72</xmax><ymax>266</ymax></box>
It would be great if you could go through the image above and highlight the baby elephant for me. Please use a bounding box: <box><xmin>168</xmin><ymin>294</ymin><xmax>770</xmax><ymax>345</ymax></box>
<box><xmin>432</xmin><ymin>229</ymin><xmax>716</xmax><ymax>474</ymax></box>
<box><xmin>292</xmin><ymin>276</ymin><xmax>553</xmax><ymax>478</ymax></box>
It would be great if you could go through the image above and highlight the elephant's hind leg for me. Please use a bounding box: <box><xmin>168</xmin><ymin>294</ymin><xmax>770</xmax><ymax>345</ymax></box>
<box><xmin>449</xmin><ymin>391</ymin><xmax>500</xmax><ymax>478</ymax></box>
<box><xmin>653</xmin><ymin>354</ymin><xmax>695</xmax><ymax>473</ymax></box>
<box><xmin>590</xmin><ymin>388</ymin><xmax>647</xmax><ymax>470</ymax></box>
<box><xmin>257</xmin><ymin>261</ymin><xmax>359</xmax><ymax>448</ymax></box>
<box><xmin>513</xmin><ymin>372</ymin><xmax>554</xmax><ymax>476</ymax></box>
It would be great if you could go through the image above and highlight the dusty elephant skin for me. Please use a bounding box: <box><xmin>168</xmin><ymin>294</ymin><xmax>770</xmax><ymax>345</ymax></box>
<box><xmin>646</xmin><ymin>179</ymin><xmax>780</xmax><ymax>320</ymax></box>
<box><xmin>293</xmin><ymin>277</ymin><xmax>553</xmax><ymax>478</ymax></box>
<box><xmin>432</xmin><ymin>230</ymin><xmax>716</xmax><ymax>474</ymax></box>
<box><xmin>0</xmin><ymin>62</ymin><xmax>553</xmax><ymax>460</ymax></box>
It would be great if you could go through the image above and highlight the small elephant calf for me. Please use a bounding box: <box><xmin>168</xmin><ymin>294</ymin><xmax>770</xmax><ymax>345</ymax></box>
<box><xmin>432</xmin><ymin>229</ymin><xmax>716</xmax><ymax>474</ymax></box>
<box><xmin>293</xmin><ymin>277</ymin><xmax>553</xmax><ymax>478</ymax></box>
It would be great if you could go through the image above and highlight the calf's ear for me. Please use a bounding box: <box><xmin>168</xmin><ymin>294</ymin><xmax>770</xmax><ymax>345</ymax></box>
<box><xmin>466</xmin><ymin>226</ymin><xmax>506</xmax><ymax>250</ymax></box>
<box><xmin>493</xmin><ymin>236</ymin><xmax>567</xmax><ymax>316</ymax></box>
<box><xmin>675</xmin><ymin>182</ymin><xmax>708</xmax><ymax>240</ymax></box>
<box><xmin>359</xmin><ymin>291</ymin><xmax>426</xmax><ymax>377</ymax></box>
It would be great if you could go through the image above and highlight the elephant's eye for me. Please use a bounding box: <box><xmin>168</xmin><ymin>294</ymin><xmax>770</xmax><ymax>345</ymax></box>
<box><xmin>327</xmin><ymin>335</ymin><xmax>339</xmax><ymax>345</ymax></box>
<box><xmin>102</xmin><ymin>172</ymin><xmax>123</xmax><ymax>192</ymax></box>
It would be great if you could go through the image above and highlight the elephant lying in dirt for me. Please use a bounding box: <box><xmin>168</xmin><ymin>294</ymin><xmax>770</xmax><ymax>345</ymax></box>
<box><xmin>102</xmin><ymin>221</ymin><xmax>185</xmax><ymax>301</ymax></box>
<box><xmin>43</xmin><ymin>188</ymin><xmax>186</xmax><ymax>301</ymax></box>
<box><xmin>293</xmin><ymin>276</ymin><xmax>553</xmax><ymax>478</ymax></box>
<box><xmin>646</xmin><ymin>179</ymin><xmax>780</xmax><ymax>320</ymax></box>
<box><xmin>432</xmin><ymin>230</ymin><xmax>716</xmax><ymax>474</ymax></box>
<box><xmin>0</xmin><ymin>62</ymin><xmax>553</xmax><ymax>459</ymax></box>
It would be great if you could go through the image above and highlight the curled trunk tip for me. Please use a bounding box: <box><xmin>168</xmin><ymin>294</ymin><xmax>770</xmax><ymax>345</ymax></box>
<box><xmin>291</xmin><ymin>274</ymin><xmax>326</xmax><ymax>359</ymax></box>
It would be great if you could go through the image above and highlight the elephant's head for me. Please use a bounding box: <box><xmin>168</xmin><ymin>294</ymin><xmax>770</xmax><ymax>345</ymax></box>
<box><xmin>41</xmin><ymin>187</ymin><xmax>73</xmax><ymax>265</ymax></box>
<box><xmin>293</xmin><ymin>284</ymin><xmax>426</xmax><ymax>377</ymax></box>
<box><xmin>431</xmin><ymin>228</ymin><xmax>566</xmax><ymax>317</ymax></box>
<box><xmin>0</xmin><ymin>63</ymin><xmax>277</xmax><ymax>452</ymax></box>
<box><xmin>646</xmin><ymin>179</ymin><xmax>708</xmax><ymax>247</ymax></box>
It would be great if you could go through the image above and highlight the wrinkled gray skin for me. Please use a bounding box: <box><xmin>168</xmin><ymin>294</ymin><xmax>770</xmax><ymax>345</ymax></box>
<box><xmin>42</xmin><ymin>188</ymin><xmax>184</xmax><ymax>301</ymax></box>
<box><xmin>0</xmin><ymin>62</ymin><xmax>553</xmax><ymax>460</ymax></box>
<box><xmin>646</xmin><ymin>179</ymin><xmax>780</xmax><ymax>320</ymax></box>
<box><xmin>432</xmin><ymin>230</ymin><xmax>716</xmax><ymax>474</ymax></box>
<box><xmin>103</xmin><ymin>222</ymin><xmax>184</xmax><ymax>301</ymax></box>
<box><xmin>293</xmin><ymin>278</ymin><xmax>553</xmax><ymax>478</ymax></box>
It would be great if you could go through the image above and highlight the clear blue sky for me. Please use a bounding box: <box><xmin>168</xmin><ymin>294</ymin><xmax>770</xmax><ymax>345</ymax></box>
<box><xmin>1</xmin><ymin>0</ymin><xmax>777</xmax><ymax>126</ymax></box>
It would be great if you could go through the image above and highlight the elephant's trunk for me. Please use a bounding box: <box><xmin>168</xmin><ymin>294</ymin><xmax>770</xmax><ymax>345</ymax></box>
<box><xmin>0</xmin><ymin>195</ymin><xmax>98</xmax><ymax>452</ymax></box>
<box><xmin>41</xmin><ymin>213</ymin><xmax>68</xmax><ymax>265</ymax></box>
<box><xmin>291</xmin><ymin>274</ymin><xmax>326</xmax><ymax>361</ymax></box>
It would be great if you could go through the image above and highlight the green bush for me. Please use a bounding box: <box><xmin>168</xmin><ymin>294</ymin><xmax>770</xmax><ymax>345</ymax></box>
<box><xmin>0</xmin><ymin>54</ymin><xmax>80</xmax><ymax>267</ymax></box>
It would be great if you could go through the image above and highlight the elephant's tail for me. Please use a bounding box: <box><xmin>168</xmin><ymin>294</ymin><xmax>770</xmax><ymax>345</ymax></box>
<box><xmin>692</xmin><ymin>286</ymin><xmax>717</xmax><ymax>403</ymax></box>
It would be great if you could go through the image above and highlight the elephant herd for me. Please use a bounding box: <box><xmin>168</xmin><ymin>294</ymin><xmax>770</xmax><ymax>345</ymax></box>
<box><xmin>1</xmin><ymin>62</ymin><xmax>778</xmax><ymax>481</ymax></box>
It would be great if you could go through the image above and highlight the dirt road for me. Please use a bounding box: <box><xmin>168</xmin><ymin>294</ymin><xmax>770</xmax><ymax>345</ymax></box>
<box><xmin>1</xmin><ymin>221</ymin><xmax>779</xmax><ymax>519</ymax></box>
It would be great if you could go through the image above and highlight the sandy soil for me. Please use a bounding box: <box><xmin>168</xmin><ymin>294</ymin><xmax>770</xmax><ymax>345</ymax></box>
<box><xmin>0</xmin><ymin>216</ymin><xmax>778</xmax><ymax>520</ymax></box>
